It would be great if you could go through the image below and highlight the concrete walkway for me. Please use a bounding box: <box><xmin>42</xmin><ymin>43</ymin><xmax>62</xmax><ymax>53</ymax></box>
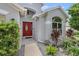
<box><xmin>19</xmin><ymin>38</ymin><xmax>43</xmax><ymax>56</ymax></box>
<box><xmin>25</xmin><ymin>43</ymin><xmax>42</xmax><ymax>56</ymax></box>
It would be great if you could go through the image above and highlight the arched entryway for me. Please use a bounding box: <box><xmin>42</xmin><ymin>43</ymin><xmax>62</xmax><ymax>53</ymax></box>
<box><xmin>52</xmin><ymin>16</ymin><xmax>62</xmax><ymax>35</ymax></box>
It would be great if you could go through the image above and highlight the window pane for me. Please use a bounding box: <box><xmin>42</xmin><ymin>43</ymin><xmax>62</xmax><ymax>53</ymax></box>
<box><xmin>58</xmin><ymin>23</ymin><xmax>61</xmax><ymax>28</ymax></box>
<box><xmin>52</xmin><ymin>23</ymin><xmax>57</xmax><ymax>28</ymax></box>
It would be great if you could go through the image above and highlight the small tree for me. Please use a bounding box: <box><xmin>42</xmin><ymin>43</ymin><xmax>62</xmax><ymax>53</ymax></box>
<box><xmin>68</xmin><ymin>3</ymin><xmax>79</xmax><ymax>31</ymax></box>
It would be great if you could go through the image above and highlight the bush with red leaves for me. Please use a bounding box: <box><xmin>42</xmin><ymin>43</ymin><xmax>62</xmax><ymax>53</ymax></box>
<box><xmin>51</xmin><ymin>30</ymin><xmax>60</xmax><ymax>46</ymax></box>
<box><xmin>66</xmin><ymin>29</ymin><xmax>74</xmax><ymax>37</ymax></box>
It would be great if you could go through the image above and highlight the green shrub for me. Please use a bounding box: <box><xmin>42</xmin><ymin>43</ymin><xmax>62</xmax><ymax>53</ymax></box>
<box><xmin>62</xmin><ymin>38</ymin><xmax>75</xmax><ymax>49</ymax></box>
<box><xmin>67</xmin><ymin>46</ymin><xmax>79</xmax><ymax>56</ymax></box>
<box><xmin>74</xmin><ymin>31</ymin><xmax>79</xmax><ymax>35</ymax></box>
<box><xmin>46</xmin><ymin>45</ymin><xmax>58</xmax><ymax>56</ymax></box>
<box><xmin>68</xmin><ymin>3</ymin><xmax>79</xmax><ymax>31</ymax></box>
<box><xmin>0</xmin><ymin>20</ymin><xmax>19</xmax><ymax>56</ymax></box>
<box><xmin>62</xmin><ymin>37</ymin><xmax>79</xmax><ymax>56</ymax></box>
<box><xmin>74</xmin><ymin>31</ymin><xmax>79</xmax><ymax>38</ymax></box>
<box><xmin>63</xmin><ymin>39</ymin><xmax>72</xmax><ymax>49</ymax></box>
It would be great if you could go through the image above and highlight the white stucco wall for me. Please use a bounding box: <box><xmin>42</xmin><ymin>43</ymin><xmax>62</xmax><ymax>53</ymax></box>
<box><xmin>32</xmin><ymin>15</ymin><xmax>46</xmax><ymax>42</ymax></box>
<box><xmin>35</xmin><ymin>9</ymin><xmax>67</xmax><ymax>42</ymax></box>
<box><xmin>36</xmin><ymin>16</ymin><xmax>45</xmax><ymax>42</ymax></box>
<box><xmin>45</xmin><ymin>9</ymin><xmax>67</xmax><ymax>41</ymax></box>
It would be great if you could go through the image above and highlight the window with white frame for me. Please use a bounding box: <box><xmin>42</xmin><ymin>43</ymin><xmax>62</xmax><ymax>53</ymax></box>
<box><xmin>52</xmin><ymin>17</ymin><xmax>62</xmax><ymax>34</ymax></box>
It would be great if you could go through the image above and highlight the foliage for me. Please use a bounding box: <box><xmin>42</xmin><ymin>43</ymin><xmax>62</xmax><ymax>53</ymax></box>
<box><xmin>69</xmin><ymin>17</ymin><xmax>79</xmax><ymax>30</ymax></box>
<box><xmin>51</xmin><ymin>30</ymin><xmax>60</xmax><ymax>46</ymax></box>
<box><xmin>68</xmin><ymin>3</ymin><xmax>79</xmax><ymax>16</ymax></box>
<box><xmin>0</xmin><ymin>20</ymin><xmax>19</xmax><ymax>56</ymax></box>
<box><xmin>67</xmin><ymin>46</ymin><xmax>79</xmax><ymax>56</ymax></box>
<box><xmin>62</xmin><ymin>38</ymin><xmax>73</xmax><ymax>49</ymax></box>
<box><xmin>68</xmin><ymin>3</ymin><xmax>79</xmax><ymax>30</ymax></box>
<box><xmin>46</xmin><ymin>45</ymin><xmax>58</xmax><ymax>56</ymax></box>
<box><xmin>66</xmin><ymin>29</ymin><xmax>74</xmax><ymax>37</ymax></box>
<box><xmin>74</xmin><ymin>31</ymin><xmax>79</xmax><ymax>35</ymax></box>
<box><xmin>62</xmin><ymin>35</ymin><xmax>79</xmax><ymax>56</ymax></box>
<box><xmin>63</xmin><ymin>37</ymin><xmax>79</xmax><ymax>47</ymax></box>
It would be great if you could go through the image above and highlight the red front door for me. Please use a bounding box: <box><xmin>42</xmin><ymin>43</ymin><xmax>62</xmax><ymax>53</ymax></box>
<box><xmin>23</xmin><ymin>22</ymin><xmax>32</xmax><ymax>37</ymax></box>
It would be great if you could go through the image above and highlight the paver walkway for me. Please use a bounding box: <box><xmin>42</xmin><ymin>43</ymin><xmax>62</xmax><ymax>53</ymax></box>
<box><xmin>25</xmin><ymin>43</ymin><xmax>42</xmax><ymax>56</ymax></box>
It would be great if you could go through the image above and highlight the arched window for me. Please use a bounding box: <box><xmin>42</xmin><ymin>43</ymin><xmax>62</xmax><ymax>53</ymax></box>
<box><xmin>52</xmin><ymin>17</ymin><xmax>62</xmax><ymax>34</ymax></box>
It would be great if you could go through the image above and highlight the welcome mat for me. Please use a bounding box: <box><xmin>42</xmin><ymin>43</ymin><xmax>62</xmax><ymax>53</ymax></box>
<box><xmin>24</xmin><ymin>43</ymin><xmax>42</xmax><ymax>56</ymax></box>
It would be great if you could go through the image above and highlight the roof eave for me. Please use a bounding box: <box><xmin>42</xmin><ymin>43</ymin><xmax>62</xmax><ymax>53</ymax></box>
<box><xmin>33</xmin><ymin>6</ymin><xmax>69</xmax><ymax>19</ymax></box>
<box><xmin>59</xmin><ymin>7</ymin><xmax>69</xmax><ymax>19</ymax></box>
<box><xmin>9</xmin><ymin>3</ymin><xmax>27</xmax><ymax>12</ymax></box>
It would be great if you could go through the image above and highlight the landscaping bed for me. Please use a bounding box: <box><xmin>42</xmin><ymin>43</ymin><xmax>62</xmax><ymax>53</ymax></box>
<box><xmin>45</xmin><ymin>30</ymin><xmax>79</xmax><ymax>56</ymax></box>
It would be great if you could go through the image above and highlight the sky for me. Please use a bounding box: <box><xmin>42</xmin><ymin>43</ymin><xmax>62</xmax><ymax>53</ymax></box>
<box><xmin>41</xmin><ymin>3</ymin><xmax>73</xmax><ymax>11</ymax></box>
